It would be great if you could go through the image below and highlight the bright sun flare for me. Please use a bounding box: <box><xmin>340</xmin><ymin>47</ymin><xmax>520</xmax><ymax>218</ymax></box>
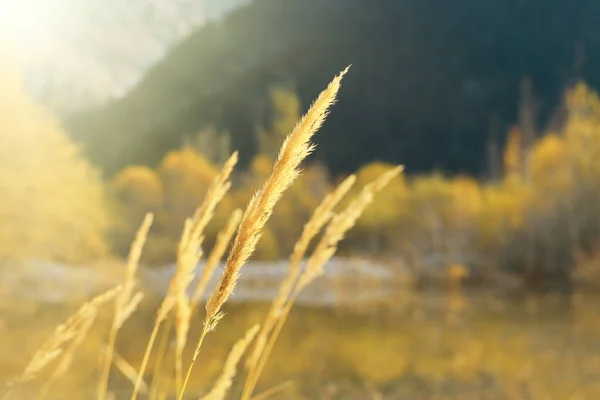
<box><xmin>0</xmin><ymin>0</ymin><xmax>63</xmax><ymax>46</ymax></box>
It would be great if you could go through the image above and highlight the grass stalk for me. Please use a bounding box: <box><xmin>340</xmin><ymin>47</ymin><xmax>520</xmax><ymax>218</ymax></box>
<box><xmin>2</xmin><ymin>286</ymin><xmax>120</xmax><ymax>400</ymax></box>
<box><xmin>178</xmin><ymin>326</ymin><xmax>209</xmax><ymax>400</ymax></box>
<box><xmin>148</xmin><ymin>315</ymin><xmax>173</xmax><ymax>400</ymax></box>
<box><xmin>198</xmin><ymin>325</ymin><xmax>259</xmax><ymax>400</ymax></box>
<box><xmin>179</xmin><ymin>67</ymin><xmax>349</xmax><ymax>399</ymax></box>
<box><xmin>130</xmin><ymin>319</ymin><xmax>161</xmax><ymax>400</ymax></box>
<box><xmin>249</xmin><ymin>380</ymin><xmax>293</xmax><ymax>400</ymax></box>
<box><xmin>242</xmin><ymin>175</ymin><xmax>356</xmax><ymax>397</ymax></box>
<box><xmin>241</xmin><ymin>165</ymin><xmax>402</xmax><ymax>399</ymax></box>
<box><xmin>99</xmin><ymin>213</ymin><xmax>153</xmax><ymax>400</ymax></box>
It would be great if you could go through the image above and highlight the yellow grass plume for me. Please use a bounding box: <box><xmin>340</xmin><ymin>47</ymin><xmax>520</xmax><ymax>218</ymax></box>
<box><xmin>240</xmin><ymin>165</ymin><xmax>402</xmax><ymax>400</ymax></box>
<box><xmin>299</xmin><ymin>165</ymin><xmax>403</xmax><ymax>289</ymax></box>
<box><xmin>98</xmin><ymin>213</ymin><xmax>153</xmax><ymax>400</ymax></box>
<box><xmin>131</xmin><ymin>152</ymin><xmax>238</xmax><ymax>400</ymax></box>
<box><xmin>205</xmin><ymin>67</ymin><xmax>349</xmax><ymax>332</ymax></box>
<box><xmin>192</xmin><ymin>209</ymin><xmax>243</xmax><ymax>306</ymax></box>
<box><xmin>179</xmin><ymin>67</ymin><xmax>350</xmax><ymax>400</ymax></box>
<box><xmin>244</xmin><ymin>174</ymin><xmax>356</xmax><ymax>374</ymax></box>
<box><xmin>38</xmin><ymin>306</ymin><xmax>97</xmax><ymax>400</ymax></box>
<box><xmin>3</xmin><ymin>286</ymin><xmax>120</xmax><ymax>400</ymax></box>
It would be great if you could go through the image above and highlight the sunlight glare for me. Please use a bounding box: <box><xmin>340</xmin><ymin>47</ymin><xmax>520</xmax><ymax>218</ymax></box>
<box><xmin>0</xmin><ymin>0</ymin><xmax>64</xmax><ymax>47</ymax></box>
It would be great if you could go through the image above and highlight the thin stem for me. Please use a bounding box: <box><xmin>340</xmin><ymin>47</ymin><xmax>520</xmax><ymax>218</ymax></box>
<box><xmin>241</xmin><ymin>290</ymin><xmax>299</xmax><ymax>400</ymax></box>
<box><xmin>249</xmin><ymin>380</ymin><xmax>293</xmax><ymax>400</ymax></box>
<box><xmin>37</xmin><ymin>380</ymin><xmax>52</xmax><ymax>400</ymax></box>
<box><xmin>157</xmin><ymin>375</ymin><xmax>173</xmax><ymax>400</ymax></box>
<box><xmin>1</xmin><ymin>385</ymin><xmax>15</xmax><ymax>400</ymax></box>
<box><xmin>175</xmin><ymin>352</ymin><xmax>183</xmax><ymax>397</ymax></box>
<box><xmin>177</xmin><ymin>327</ymin><xmax>208</xmax><ymax>400</ymax></box>
<box><xmin>131</xmin><ymin>319</ymin><xmax>162</xmax><ymax>400</ymax></box>
<box><xmin>97</xmin><ymin>322</ymin><xmax>118</xmax><ymax>400</ymax></box>
<box><xmin>149</xmin><ymin>316</ymin><xmax>173</xmax><ymax>400</ymax></box>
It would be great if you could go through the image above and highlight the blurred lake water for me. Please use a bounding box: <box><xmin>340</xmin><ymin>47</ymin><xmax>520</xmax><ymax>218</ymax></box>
<box><xmin>2</xmin><ymin>262</ymin><xmax>600</xmax><ymax>399</ymax></box>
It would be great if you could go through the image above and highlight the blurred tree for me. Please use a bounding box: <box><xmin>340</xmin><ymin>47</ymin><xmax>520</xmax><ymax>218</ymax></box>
<box><xmin>154</xmin><ymin>146</ymin><xmax>235</xmax><ymax>264</ymax></box>
<box><xmin>347</xmin><ymin>162</ymin><xmax>407</xmax><ymax>254</ymax></box>
<box><xmin>408</xmin><ymin>175</ymin><xmax>456</xmax><ymax>255</ymax></box>
<box><xmin>503</xmin><ymin>126</ymin><xmax>524</xmax><ymax>182</ymax></box>
<box><xmin>0</xmin><ymin>57</ymin><xmax>108</xmax><ymax>263</ymax></box>
<box><xmin>109</xmin><ymin>166</ymin><xmax>163</xmax><ymax>260</ymax></box>
<box><xmin>258</xmin><ymin>86</ymin><xmax>301</xmax><ymax>161</ymax></box>
<box><xmin>271</xmin><ymin>162</ymin><xmax>330</xmax><ymax>254</ymax></box>
<box><xmin>185</xmin><ymin>126</ymin><xmax>231</xmax><ymax>166</ymax></box>
<box><xmin>69</xmin><ymin>0</ymin><xmax>600</xmax><ymax>179</ymax></box>
<box><xmin>518</xmin><ymin>77</ymin><xmax>538</xmax><ymax>180</ymax></box>
<box><xmin>530</xmin><ymin>134</ymin><xmax>570</xmax><ymax>200</ymax></box>
<box><xmin>158</xmin><ymin>146</ymin><xmax>220</xmax><ymax>223</ymax></box>
<box><xmin>451</xmin><ymin>176</ymin><xmax>482</xmax><ymax>225</ymax></box>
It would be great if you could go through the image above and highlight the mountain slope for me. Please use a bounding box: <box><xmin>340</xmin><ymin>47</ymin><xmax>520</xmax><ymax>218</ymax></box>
<box><xmin>66</xmin><ymin>0</ymin><xmax>600</xmax><ymax>177</ymax></box>
<box><xmin>3</xmin><ymin>0</ymin><xmax>249</xmax><ymax>112</ymax></box>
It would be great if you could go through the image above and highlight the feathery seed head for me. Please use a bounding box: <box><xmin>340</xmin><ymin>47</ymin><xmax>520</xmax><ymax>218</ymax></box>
<box><xmin>205</xmin><ymin>68</ymin><xmax>350</xmax><ymax>326</ymax></box>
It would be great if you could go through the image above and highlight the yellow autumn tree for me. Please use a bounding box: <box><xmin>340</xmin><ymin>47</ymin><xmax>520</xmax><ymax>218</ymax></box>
<box><xmin>109</xmin><ymin>166</ymin><xmax>163</xmax><ymax>260</ymax></box>
<box><xmin>446</xmin><ymin>176</ymin><xmax>483</xmax><ymax>259</ymax></box>
<box><xmin>152</xmin><ymin>146</ymin><xmax>234</xmax><ymax>264</ymax></box>
<box><xmin>186</xmin><ymin>126</ymin><xmax>231</xmax><ymax>166</ymax></box>
<box><xmin>0</xmin><ymin>56</ymin><xmax>108</xmax><ymax>263</ymax></box>
<box><xmin>530</xmin><ymin>134</ymin><xmax>568</xmax><ymax>188</ymax></box>
<box><xmin>503</xmin><ymin>126</ymin><xmax>523</xmax><ymax>182</ymax></box>
<box><xmin>406</xmin><ymin>174</ymin><xmax>456</xmax><ymax>251</ymax></box>
<box><xmin>563</xmin><ymin>83</ymin><xmax>600</xmax><ymax>184</ymax></box>
<box><xmin>450</xmin><ymin>176</ymin><xmax>482</xmax><ymax>226</ymax></box>
<box><xmin>258</xmin><ymin>86</ymin><xmax>301</xmax><ymax>160</ymax></box>
<box><xmin>528</xmin><ymin>133</ymin><xmax>572</xmax><ymax>213</ymax></box>
<box><xmin>345</xmin><ymin>161</ymin><xmax>407</xmax><ymax>253</ymax></box>
<box><xmin>159</xmin><ymin>146</ymin><xmax>220</xmax><ymax>223</ymax></box>
<box><xmin>476</xmin><ymin>180</ymin><xmax>530</xmax><ymax>250</ymax></box>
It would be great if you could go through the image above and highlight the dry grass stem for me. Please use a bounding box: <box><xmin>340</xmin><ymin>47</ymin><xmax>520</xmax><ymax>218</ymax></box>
<box><xmin>249</xmin><ymin>381</ymin><xmax>294</xmax><ymax>400</ymax></box>
<box><xmin>177</xmin><ymin>67</ymin><xmax>349</xmax><ymax>400</ymax></box>
<box><xmin>98</xmin><ymin>213</ymin><xmax>153</xmax><ymax>400</ymax></box>
<box><xmin>132</xmin><ymin>153</ymin><xmax>238</xmax><ymax>400</ymax></box>
<box><xmin>241</xmin><ymin>166</ymin><xmax>402</xmax><ymax>400</ymax></box>
<box><xmin>38</xmin><ymin>308</ymin><xmax>98</xmax><ymax>400</ymax></box>
<box><xmin>111</xmin><ymin>350</ymin><xmax>149</xmax><ymax>395</ymax></box>
<box><xmin>175</xmin><ymin>152</ymin><xmax>238</xmax><ymax>393</ymax></box>
<box><xmin>298</xmin><ymin>165</ymin><xmax>403</xmax><ymax>290</ymax></box>
<box><xmin>147</xmin><ymin>316</ymin><xmax>173</xmax><ymax>400</ymax></box>
<box><xmin>128</xmin><ymin>316</ymin><xmax>161</xmax><ymax>400</ymax></box>
<box><xmin>199</xmin><ymin>325</ymin><xmax>259</xmax><ymax>400</ymax></box>
<box><xmin>244</xmin><ymin>175</ymin><xmax>356</xmax><ymax>377</ymax></box>
<box><xmin>174</xmin><ymin>296</ymin><xmax>191</xmax><ymax>394</ymax></box>
<box><xmin>192</xmin><ymin>209</ymin><xmax>243</xmax><ymax>306</ymax></box>
<box><xmin>204</xmin><ymin>66</ymin><xmax>349</xmax><ymax>335</ymax></box>
<box><xmin>3</xmin><ymin>286</ymin><xmax>119</xmax><ymax>400</ymax></box>
<box><xmin>165</xmin><ymin>151</ymin><xmax>238</xmax><ymax>325</ymax></box>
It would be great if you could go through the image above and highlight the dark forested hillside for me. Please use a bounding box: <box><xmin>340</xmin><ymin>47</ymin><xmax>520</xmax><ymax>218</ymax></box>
<box><xmin>66</xmin><ymin>0</ymin><xmax>600</xmax><ymax>177</ymax></box>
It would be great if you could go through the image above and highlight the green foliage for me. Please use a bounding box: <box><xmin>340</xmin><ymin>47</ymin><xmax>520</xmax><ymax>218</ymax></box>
<box><xmin>66</xmin><ymin>0</ymin><xmax>600</xmax><ymax>178</ymax></box>
<box><xmin>99</xmin><ymin>80</ymin><xmax>600</xmax><ymax>286</ymax></box>
<box><xmin>326</xmin><ymin>82</ymin><xmax>600</xmax><ymax>285</ymax></box>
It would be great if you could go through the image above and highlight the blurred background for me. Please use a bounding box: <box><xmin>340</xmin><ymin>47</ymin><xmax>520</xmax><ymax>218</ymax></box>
<box><xmin>3</xmin><ymin>0</ymin><xmax>600</xmax><ymax>399</ymax></box>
